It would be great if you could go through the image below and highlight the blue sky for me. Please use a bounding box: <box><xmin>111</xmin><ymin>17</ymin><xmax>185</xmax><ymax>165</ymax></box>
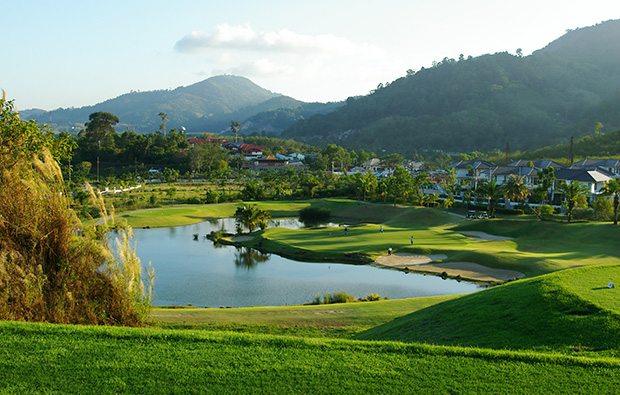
<box><xmin>3</xmin><ymin>0</ymin><xmax>620</xmax><ymax>110</ymax></box>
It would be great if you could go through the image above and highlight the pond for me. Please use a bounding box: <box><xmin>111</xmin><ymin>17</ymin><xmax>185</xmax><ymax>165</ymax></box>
<box><xmin>126</xmin><ymin>219</ymin><xmax>482</xmax><ymax>307</ymax></box>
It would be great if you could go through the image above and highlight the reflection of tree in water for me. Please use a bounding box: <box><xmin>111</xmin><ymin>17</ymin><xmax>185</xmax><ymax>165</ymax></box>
<box><xmin>234</xmin><ymin>247</ymin><xmax>271</xmax><ymax>269</ymax></box>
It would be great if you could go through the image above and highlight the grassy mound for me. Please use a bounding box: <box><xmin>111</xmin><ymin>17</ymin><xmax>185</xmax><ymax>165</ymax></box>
<box><xmin>354</xmin><ymin>264</ymin><xmax>620</xmax><ymax>355</ymax></box>
<box><xmin>2</xmin><ymin>320</ymin><xmax>620</xmax><ymax>393</ymax></box>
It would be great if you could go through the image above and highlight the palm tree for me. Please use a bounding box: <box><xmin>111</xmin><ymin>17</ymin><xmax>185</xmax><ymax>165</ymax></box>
<box><xmin>234</xmin><ymin>205</ymin><xmax>272</xmax><ymax>233</ymax></box>
<box><xmin>476</xmin><ymin>180</ymin><xmax>503</xmax><ymax>217</ymax></box>
<box><xmin>601</xmin><ymin>179</ymin><xmax>620</xmax><ymax>225</ymax></box>
<box><xmin>503</xmin><ymin>174</ymin><xmax>537</xmax><ymax>218</ymax></box>
<box><xmin>556</xmin><ymin>181</ymin><xmax>589</xmax><ymax>223</ymax></box>
<box><xmin>504</xmin><ymin>174</ymin><xmax>530</xmax><ymax>203</ymax></box>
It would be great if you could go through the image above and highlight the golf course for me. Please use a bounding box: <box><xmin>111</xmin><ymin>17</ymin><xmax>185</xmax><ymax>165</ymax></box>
<box><xmin>4</xmin><ymin>199</ymin><xmax>620</xmax><ymax>393</ymax></box>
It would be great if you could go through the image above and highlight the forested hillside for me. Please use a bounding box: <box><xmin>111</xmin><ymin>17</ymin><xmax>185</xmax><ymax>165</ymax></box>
<box><xmin>283</xmin><ymin>19</ymin><xmax>620</xmax><ymax>155</ymax></box>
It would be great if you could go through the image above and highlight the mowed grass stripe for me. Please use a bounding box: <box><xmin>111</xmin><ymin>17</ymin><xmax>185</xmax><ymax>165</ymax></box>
<box><xmin>1</xmin><ymin>320</ymin><xmax>619</xmax><ymax>394</ymax></box>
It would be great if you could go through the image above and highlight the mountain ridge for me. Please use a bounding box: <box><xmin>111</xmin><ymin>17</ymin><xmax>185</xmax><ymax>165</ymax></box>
<box><xmin>282</xmin><ymin>19</ymin><xmax>620</xmax><ymax>154</ymax></box>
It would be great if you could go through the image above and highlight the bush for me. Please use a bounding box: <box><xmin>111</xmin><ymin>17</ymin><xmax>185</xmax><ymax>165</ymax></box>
<box><xmin>299</xmin><ymin>207</ymin><xmax>331</xmax><ymax>225</ymax></box>
<box><xmin>308</xmin><ymin>291</ymin><xmax>356</xmax><ymax>305</ymax></box>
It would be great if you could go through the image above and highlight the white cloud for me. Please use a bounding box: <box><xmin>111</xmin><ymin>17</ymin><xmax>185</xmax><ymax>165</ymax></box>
<box><xmin>180</xmin><ymin>23</ymin><xmax>396</xmax><ymax>103</ymax></box>
<box><xmin>175</xmin><ymin>23</ymin><xmax>383</xmax><ymax>57</ymax></box>
<box><xmin>217</xmin><ymin>58</ymin><xmax>296</xmax><ymax>78</ymax></box>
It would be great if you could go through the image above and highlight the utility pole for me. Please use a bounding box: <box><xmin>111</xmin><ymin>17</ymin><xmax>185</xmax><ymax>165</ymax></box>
<box><xmin>97</xmin><ymin>140</ymin><xmax>101</xmax><ymax>183</ymax></box>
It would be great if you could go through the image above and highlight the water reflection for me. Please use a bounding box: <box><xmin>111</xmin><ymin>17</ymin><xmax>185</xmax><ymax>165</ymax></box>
<box><xmin>234</xmin><ymin>246</ymin><xmax>271</xmax><ymax>269</ymax></box>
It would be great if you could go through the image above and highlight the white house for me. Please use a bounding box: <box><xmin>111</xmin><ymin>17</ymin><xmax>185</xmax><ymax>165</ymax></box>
<box><xmin>571</xmin><ymin>159</ymin><xmax>620</xmax><ymax>177</ymax></box>
<box><xmin>552</xmin><ymin>168</ymin><xmax>613</xmax><ymax>202</ymax></box>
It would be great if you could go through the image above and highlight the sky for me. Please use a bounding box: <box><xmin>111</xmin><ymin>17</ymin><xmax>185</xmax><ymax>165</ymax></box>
<box><xmin>3</xmin><ymin>0</ymin><xmax>620</xmax><ymax>111</ymax></box>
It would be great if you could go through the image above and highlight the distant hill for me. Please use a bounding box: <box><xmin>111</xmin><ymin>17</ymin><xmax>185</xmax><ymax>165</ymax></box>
<box><xmin>282</xmin><ymin>19</ymin><xmax>620</xmax><ymax>155</ymax></box>
<box><xmin>19</xmin><ymin>75</ymin><xmax>341</xmax><ymax>135</ymax></box>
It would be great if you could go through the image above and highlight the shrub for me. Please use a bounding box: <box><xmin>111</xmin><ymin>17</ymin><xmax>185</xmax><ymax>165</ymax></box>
<box><xmin>308</xmin><ymin>291</ymin><xmax>356</xmax><ymax>305</ymax></box>
<box><xmin>362</xmin><ymin>294</ymin><xmax>383</xmax><ymax>301</ymax></box>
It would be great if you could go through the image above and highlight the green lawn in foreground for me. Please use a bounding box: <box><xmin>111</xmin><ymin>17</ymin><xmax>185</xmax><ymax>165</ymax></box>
<box><xmin>2</xmin><ymin>320</ymin><xmax>619</xmax><ymax>394</ymax></box>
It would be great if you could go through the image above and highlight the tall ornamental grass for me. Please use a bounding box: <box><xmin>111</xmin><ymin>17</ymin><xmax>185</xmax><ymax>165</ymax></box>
<box><xmin>0</xmin><ymin>97</ymin><xmax>153</xmax><ymax>325</ymax></box>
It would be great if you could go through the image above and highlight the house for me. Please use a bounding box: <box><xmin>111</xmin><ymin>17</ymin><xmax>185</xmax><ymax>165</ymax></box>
<box><xmin>552</xmin><ymin>168</ymin><xmax>613</xmax><ymax>203</ymax></box>
<box><xmin>361</xmin><ymin>158</ymin><xmax>382</xmax><ymax>173</ymax></box>
<box><xmin>507</xmin><ymin>159</ymin><xmax>564</xmax><ymax>170</ymax></box>
<box><xmin>449</xmin><ymin>160</ymin><xmax>496</xmax><ymax>186</ymax></box>
<box><xmin>188</xmin><ymin>137</ymin><xmax>228</xmax><ymax>147</ymax></box>
<box><xmin>571</xmin><ymin>159</ymin><xmax>620</xmax><ymax>177</ymax></box>
<box><xmin>243</xmin><ymin>156</ymin><xmax>306</xmax><ymax>172</ymax></box>
<box><xmin>225</xmin><ymin>143</ymin><xmax>265</xmax><ymax>160</ymax></box>
<box><xmin>492</xmin><ymin>166</ymin><xmax>539</xmax><ymax>185</ymax></box>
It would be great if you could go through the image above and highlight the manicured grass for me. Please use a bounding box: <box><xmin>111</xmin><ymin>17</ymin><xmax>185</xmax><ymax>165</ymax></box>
<box><xmin>244</xmin><ymin>200</ymin><xmax>620</xmax><ymax>277</ymax></box>
<box><xmin>354</xmin><ymin>264</ymin><xmax>620</xmax><ymax>357</ymax></box>
<box><xmin>2</xmin><ymin>320</ymin><xmax>620</xmax><ymax>394</ymax></box>
<box><xmin>151</xmin><ymin>295</ymin><xmax>460</xmax><ymax>338</ymax></box>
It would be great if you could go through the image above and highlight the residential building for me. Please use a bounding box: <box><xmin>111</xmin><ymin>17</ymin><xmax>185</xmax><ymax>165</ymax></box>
<box><xmin>571</xmin><ymin>159</ymin><xmax>620</xmax><ymax>177</ymax></box>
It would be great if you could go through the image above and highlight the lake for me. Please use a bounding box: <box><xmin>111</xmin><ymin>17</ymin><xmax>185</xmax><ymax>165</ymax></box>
<box><xmin>125</xmin><ymin>219</ymin><xmax>482</xmax><ymax>307</ymax></box>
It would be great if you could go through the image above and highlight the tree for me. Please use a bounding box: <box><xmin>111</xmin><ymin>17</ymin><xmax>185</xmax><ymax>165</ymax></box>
<box><xmin>234</xmin><ymin>205</ymin><xmax>272</xmax><ymax>233</ymax></box>
<box><xmin>386</xmin><ymin>166</ymin><xmax>413</xmax><ymax>205</ymax></box>
<box><xmin>189</xmin><ymin>142</ymin><xmax>228</xmax><ymax>176</ymax></box>
<box><xmin>322</xmin><ymin>144</ymin><xmax>352</xmax><ymax>171</ymax></box>
<box><xmin>476</xmin><ymin>180</ymin><xmax>503</xmax><ymax>217</ymax></box>
<box><xmin>359</xmin><ymin>171</ymin><xmax>378</xmax><ymax>201</ymax></box>
<box><xmin>241</xmin><ymin>181</ymin><xmax>265</xmax><ymax>201</ymax></box>
<box><xmin>357</xmin><ymin>149</ymin><xmax>370</xmax><ymax>166</ymax></box>
<box><xmin>532</xmin><ymin>168</ymin><xmax>555</xmax><ymax>204</ymax></box>
<box><xmin>0</xmin><ymin>96</ymin><xmax>69</xmax><ymax>168</ymax></box>
<box><xmin>81</xmin><ymin>111</ymin><xmax>119</xmax><ymax>144</ymax></box>
<box><xmin>380</xmin><ymin>153</ymin><xmax>404</xmax><ymax>169</ymax></box>
<box><xmin>158</xmin><ymin>112</ymin><xmax>168</xmax><ymax>138</ymax></box>
<box><xmin>504</xmin><ymin>174</ymin><xmax>530</xmax><ymax>204</ymax></box>
<box><xmin>557</xmin><ymin>181</ymin><xmax>589</xmax><ymax>222</ymax></box>
<box><xmin>601</xmin><ymin>179</ymin><xmax>620</xmax><ymax>225</ymax></box>
<box><xmin>231</xmin><ymin>120</ymin><xmax>241</xmax><ymax>143</ymax></box>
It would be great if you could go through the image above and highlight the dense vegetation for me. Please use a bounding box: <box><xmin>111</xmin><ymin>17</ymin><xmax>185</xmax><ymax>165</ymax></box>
<box><xmin>284</xmin><ymin>20</ymin><xmax>620</xmax><ymax>154</ymax></box>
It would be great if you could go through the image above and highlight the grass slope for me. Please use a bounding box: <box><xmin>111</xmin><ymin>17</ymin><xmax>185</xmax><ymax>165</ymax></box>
<box><xmin>151</xmin><ymin>295</ymin><xmax>460</xmax><ymax>338</ymax></box>
<box><xmin>355</xmin><ymin>264</ymin><xmax>620</xmax><ymax>356</ymax></box>
<box><xmin>2</xmin><ymin>320</ymin><xmax>620</xmax><ymax>394</ymax></box>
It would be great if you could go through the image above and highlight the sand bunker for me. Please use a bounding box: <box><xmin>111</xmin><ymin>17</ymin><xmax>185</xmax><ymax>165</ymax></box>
<box><xmin>375</xmin><ymin>253</ymin><xmax>448</xmax><ymax>267</ymax></box>
<box><xmin>375</xmin><ymin>253</ymin><xmax>524</xmax><ymax>282</ymax></box>
<box><xmin>458</xmin><ymin>231</ymin><xmax>514</xmax><ymax>241</ymax></box>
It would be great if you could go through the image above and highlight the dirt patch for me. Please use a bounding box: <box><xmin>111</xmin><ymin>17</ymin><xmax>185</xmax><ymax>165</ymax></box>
<box><xmin>459</xmin><ymin>231</ymin><xmax>514</xmax><ymax>241</ymax></box>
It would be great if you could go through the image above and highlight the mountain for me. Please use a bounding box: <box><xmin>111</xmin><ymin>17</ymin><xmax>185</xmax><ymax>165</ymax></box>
<box><xmin>19</xmin><ymin>75</ymin><xmax>339</xmax><ymax>135</ymax></box>
<box><xmin>282</xmin><ymin>19</ymin><xmax>620</xmax><ymax>155</ymax></box>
